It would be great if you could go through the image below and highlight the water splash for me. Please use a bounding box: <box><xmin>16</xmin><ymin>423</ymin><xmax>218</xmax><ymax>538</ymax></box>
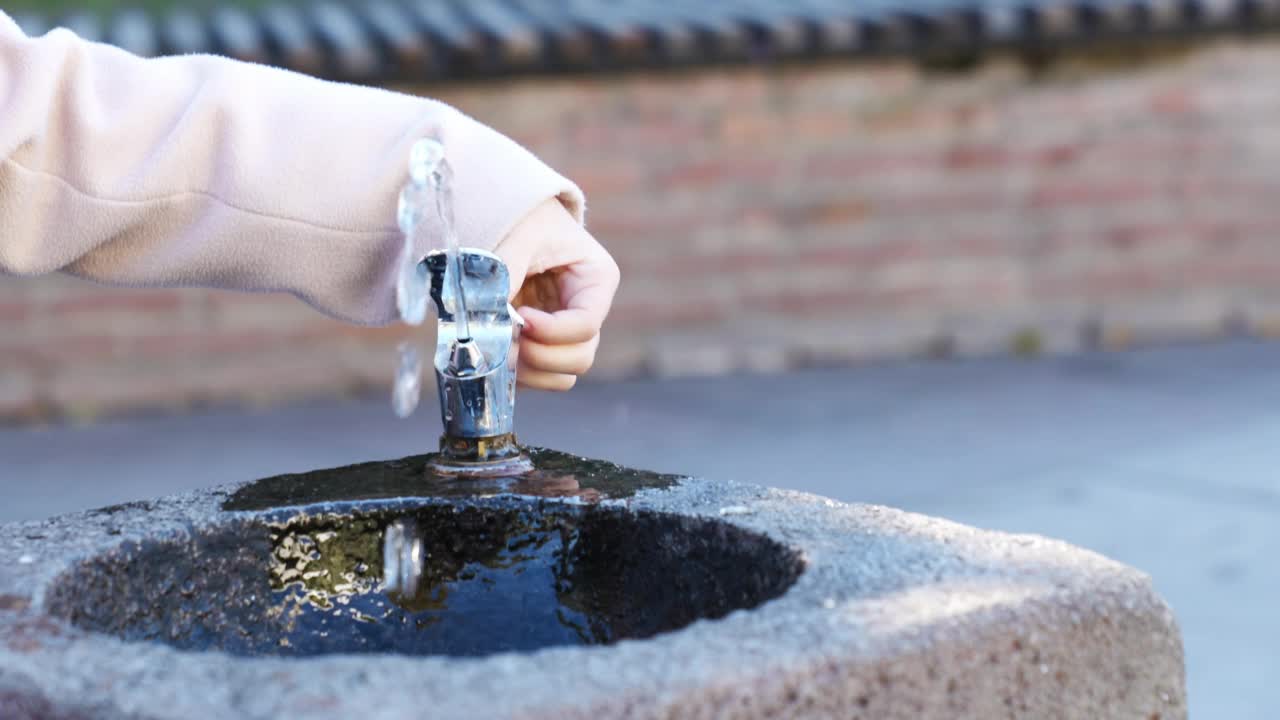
<box><xmin>409</xmin><ymin>139</ymin><xmax>445</xmax><ymax>186</ymax></box>
<box><xmin>395</xmin><ymin>246</ymin><xmax>429</xmax><ymax>327</ymax></box>
<box><xmin>393</xmin><ymin>138</ymin><xmax>471</xmax><ymax>419</ymax></box>
<box><xmin>394</xmin><ymin>141</ymin><xmax>442</xmax><ymax>327</ymax></box>
<box><xmin>391</xmin><ymin>342</ymin><xmax>422</xmax><ymax>419</ymax></box>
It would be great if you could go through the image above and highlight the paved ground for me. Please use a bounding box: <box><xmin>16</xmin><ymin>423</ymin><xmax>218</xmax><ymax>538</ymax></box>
<box><xmin>3</xmin><ymin>340</ymin><xmax>1277</xmax><ymax>718</ymax></box>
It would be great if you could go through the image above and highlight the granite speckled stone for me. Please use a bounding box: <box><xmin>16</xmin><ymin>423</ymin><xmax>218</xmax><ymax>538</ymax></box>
<box><xmin>0</xmin><ymin>455</ymin><xmax>1186</xmax><ymax>720</ymax></box>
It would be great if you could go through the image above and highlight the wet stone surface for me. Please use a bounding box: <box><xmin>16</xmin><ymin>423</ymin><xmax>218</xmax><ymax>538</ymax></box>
<box><xmin>44</xmin><ymin>502</ymin><xmax>801</xmax><ymax>658</ymax></box>
<box><xmin>222</xmin><ymin>447</ymin><xmax>682</xmax><ymax>511</ymax></box>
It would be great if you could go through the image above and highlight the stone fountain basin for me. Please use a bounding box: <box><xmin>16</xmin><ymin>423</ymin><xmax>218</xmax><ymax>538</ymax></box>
<box><xmin>0</xmin><ymin>451</ymin><xmax>1185</xmax><ymax>719</ymax></box>
<box><xmin>45</xmin><ymin>503</ymin><xmax>803</xmax><ymax>660</ymax></box>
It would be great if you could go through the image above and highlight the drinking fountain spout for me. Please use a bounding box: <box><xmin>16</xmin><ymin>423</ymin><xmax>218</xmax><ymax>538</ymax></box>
<box><xmin>424</xmin><ymin>248</ymin><xmax>533</xmax><ymax>476</ymax></box>
<box><xmin>392</xmin><ymin>137</ymin><xmax>534</xmax><ymax>477</ymax></box>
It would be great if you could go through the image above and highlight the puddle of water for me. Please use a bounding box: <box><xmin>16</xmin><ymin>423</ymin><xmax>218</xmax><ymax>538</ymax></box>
<box><xmin>48</xmin><ymin>504</ymin><xmax>806</xmax><ymax>659</ymax></box>
<box><xmin>266</xmin><ymin>509</ymin><xmax>608</xmax><ymax>656</ymax></box>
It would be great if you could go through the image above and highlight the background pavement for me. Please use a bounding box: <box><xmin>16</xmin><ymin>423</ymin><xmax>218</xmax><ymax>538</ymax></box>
<box><xmin>4</xmin><ymin>340</ymin><xmax>1277</xmax><ymax>718</ymax></box>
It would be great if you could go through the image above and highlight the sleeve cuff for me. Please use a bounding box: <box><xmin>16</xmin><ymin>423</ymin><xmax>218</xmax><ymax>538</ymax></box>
<box><xmin>435</xmin><ymin>105</ymin><xmax>585</xmax><ymax>254</ymax></box>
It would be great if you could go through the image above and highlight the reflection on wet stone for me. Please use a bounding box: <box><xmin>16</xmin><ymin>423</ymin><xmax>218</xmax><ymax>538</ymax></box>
<box><xmin>382</xmin><ymin>517</ymin><xmax>424</xmax><ymax>597</ymax></box>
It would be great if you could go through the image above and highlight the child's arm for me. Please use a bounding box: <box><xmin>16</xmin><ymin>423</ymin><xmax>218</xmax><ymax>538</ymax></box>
<box><xmin>0</xmin><ymin>12</ymin><xmax>583</xmax><ymax>326</ymax></box>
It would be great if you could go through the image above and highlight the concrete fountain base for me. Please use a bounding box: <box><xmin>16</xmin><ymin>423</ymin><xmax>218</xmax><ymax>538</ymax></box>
<box><xmin>0</xmin><ymin>450</ymin><xmax>1185</xmax><ymax>719</ymax></box>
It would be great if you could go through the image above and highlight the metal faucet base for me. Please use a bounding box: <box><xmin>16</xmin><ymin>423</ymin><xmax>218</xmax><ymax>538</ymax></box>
<box><xmin>427</xmin><ymin>434</ymin><xmax>536</xmax><ymax>478</ymax></box>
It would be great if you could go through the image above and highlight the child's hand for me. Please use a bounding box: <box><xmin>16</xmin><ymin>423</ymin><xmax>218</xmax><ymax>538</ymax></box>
<box><xmin>494</xmin><ymin>198</ymin><xmax>620</xmax><ymax>391</ymax></box>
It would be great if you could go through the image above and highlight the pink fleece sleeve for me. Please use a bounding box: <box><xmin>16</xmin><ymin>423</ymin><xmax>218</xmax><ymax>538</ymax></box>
<box><xmin>0</xmin><ymin>12</ymin><xmax>584</xmax><ymax>325</ymax></box>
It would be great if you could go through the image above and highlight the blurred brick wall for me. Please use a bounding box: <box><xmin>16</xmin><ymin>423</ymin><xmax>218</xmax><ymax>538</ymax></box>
<box><xmin>4</xmin><ymin>40</ymin><xmax>1280</xmax><ymax>421</ymax></box>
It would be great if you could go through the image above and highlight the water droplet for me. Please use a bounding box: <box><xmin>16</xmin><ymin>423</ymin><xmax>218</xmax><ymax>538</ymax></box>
<box><xmin>395</xmin><ymin>148</ymin><xmax>434</xmax><ymax>327</ymax></box>
<box><xmin>397</xmin><ymin>183</ymin><xmax>430</xmax><ymax>234</ymax></box>
<box><xmin>409</xmin><ymin>138</ymin><xmax>445</xmax><ymax>186</ymax></box>
<box><xmin>718</xmin><ymin>505</ymin><xmax>754</xmax><ymax>517</ymax></box>
<box><xmin>392</xmin><ymin>343</ymin><xmax>423</xmax><ymax>418</ymax></box>
<box><xmin>17</xmin><ymin>555</ymin><xmax>34</xmax><ymax>565</ymax></box>
<box><xmin>395</xmin><ymin>246</ymin><xmax>428</xmax><ymax>326</ymax></box>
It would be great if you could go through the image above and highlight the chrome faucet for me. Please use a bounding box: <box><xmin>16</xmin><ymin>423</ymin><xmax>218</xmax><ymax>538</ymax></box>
<box><xmin>392</xmin><ymin>137</ymin><xmax>533</xmax><ymax>476</ymax></box>
<box><xmin>424</xmin><ymin>248</ymin><xmax>532</xmax><ymax>475</ymax></box>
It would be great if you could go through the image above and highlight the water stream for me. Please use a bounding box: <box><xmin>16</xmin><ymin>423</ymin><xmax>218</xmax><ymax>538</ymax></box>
<box><xmin>427</xmin><ymin>150</ymin><xmax>471</xmax><ymax>342</ymax></box>
<box><xmin>392</xmin><ymin>138</ymin><xmax>472</xmax><ymax>418</ymax></box>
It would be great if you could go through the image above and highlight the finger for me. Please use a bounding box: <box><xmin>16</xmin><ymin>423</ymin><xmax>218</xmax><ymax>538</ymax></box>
<box><xmin>520</xmin><ymin>245</ymin><xmax>619</xmax><ymax>342</ymax></box>
<box><xmin>511</xmin><ymin>271</ymin><xmax>561</xmax><ymax>314</ymax></box>
<box><xmin>519</xmin><ymin>336</ymin><xmax>600</xmax><ymax>376</ymax></box>
<box><xmin>518</xmin><ymin>306</ymin><xmax>596</xmax><ymax>345</ymax></box>
<box><xmin>517</xmin><ymin>366</ymin><xmax>578</xmax><ymax>391</ymax></box>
